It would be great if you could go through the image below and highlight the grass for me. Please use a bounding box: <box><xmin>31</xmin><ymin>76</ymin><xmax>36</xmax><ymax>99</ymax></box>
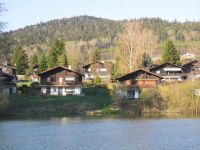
<box><xmin>5</xmin><ymin>87</ymin><xmax>113</xmax><ymax>117</ymax></box>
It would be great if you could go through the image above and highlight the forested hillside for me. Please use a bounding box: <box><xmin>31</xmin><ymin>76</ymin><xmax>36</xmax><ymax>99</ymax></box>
<box><xmin>1</xmin><ymin>16</ymin><xmax>200</xmax><ymax>62</ymax></box>
<box><xmin>4</xmin><ymin>16</ymin><xmax>122</xmax><ymax>47</ymax></box>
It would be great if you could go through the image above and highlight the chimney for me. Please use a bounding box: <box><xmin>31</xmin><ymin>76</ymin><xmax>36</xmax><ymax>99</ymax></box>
<box><xmin>68</xmin><ymin>65</ymin><xmax>72</xmax><ymax>70</ymax></box>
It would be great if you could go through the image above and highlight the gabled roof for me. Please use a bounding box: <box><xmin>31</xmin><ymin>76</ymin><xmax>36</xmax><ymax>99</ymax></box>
<box><xmin>82</xmin><ymin>61</ymin><xmax>111</xmax><ymax>68</ymax></box>
<box><xmin>0</xmin><ymin>63</ymin><xmax>16</xmax><ymax>70</ymax></box>
<box><xmin>116</xmin><ymin>69</ymin><xmax>163</xmax><ymax>81</ymax></box>
<box><xmin>182</xmin><ymin>60</ymin><xmax>199</xmax><ymax>67</ymax></box>
<box><xmin>38</xmin><ymin>66</ymin><xmax>84</xmax><ymax>76</ymax></box>
<box><xmin>150</xmin><ymin>62</ymin><xmax>182</xmax><ymax>71</ymax></box>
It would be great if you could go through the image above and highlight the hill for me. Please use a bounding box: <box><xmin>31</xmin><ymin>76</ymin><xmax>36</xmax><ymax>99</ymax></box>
<box><xmin>1</xmin><ymin>16</ymin><xmax>200</xmax><ymax>62</ymax></box>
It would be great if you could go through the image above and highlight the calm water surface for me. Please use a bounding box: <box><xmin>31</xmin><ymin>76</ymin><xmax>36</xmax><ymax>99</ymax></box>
<box><xmin>0</xmin><ymin>116</ymin><xmax>200</xmax><ymax>150</ymax></box>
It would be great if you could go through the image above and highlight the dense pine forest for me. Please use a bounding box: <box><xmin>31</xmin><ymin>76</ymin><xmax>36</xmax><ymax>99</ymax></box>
<box><xmin>1</xmin><ymin>16</ymin><xmax>200</xmax><ymax>63</ymax></box>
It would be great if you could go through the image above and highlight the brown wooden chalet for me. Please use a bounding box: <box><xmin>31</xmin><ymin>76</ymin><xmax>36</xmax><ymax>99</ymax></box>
<box><xmin>38</xmin><ymin>66</ymin><xmax>84</xmax><ymax>96</ymax></box>
<box><xmin>82</xmin><ymin>61</ymin><xmax>112</xmax><ymax>83</ymax></box>
<box><xmin>0</xmin><ymin>65</ymin><xmax>16</xmax><ymax>94</ymax></box>
<box><xmin>182</xmin><ymin>60</ymin><xmax>200</xmax><ymax>79</ymax></box>
<box><xmin>150</xmin><ymin>62</ymin><xmax>186</xmax><ymax>82</ymax></box>
<box><xmin>116</xmin><ymin>69</ymin><xmax>163</xmax><ymax>99</ymax></box>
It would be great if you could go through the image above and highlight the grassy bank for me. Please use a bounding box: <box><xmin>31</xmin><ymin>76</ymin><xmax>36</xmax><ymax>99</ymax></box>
<box><xmin>2</xmin><ymin>81</ymin><xmax>200</xmax><ymax>118</ymax></box>
<box><xmin>2</xmin><ymin>87</ymin><xmax>114</xmax><ymax>117</ymax></box>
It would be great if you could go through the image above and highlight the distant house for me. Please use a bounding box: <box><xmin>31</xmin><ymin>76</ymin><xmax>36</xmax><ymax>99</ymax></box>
<box><xmin>38</xmin><ymin>66</ymin><xmax>84</xmax><ymax>96</ymax></box>
<box><xmin>182</xmin><ymin>60</ymin><xmax>200</xmax><ymax>79</ymax></box>
<box><xmin>116</xmin><ymin>69</ymin><xmax>163</xmax><ymax>99</ymax></box>
<box><xmin>30</xmin><ymin>74</ymin><xmax>40</xmax><ymax>82</ymax></box>
<box><xmin>30</xmin><ymin>64</ymin><xmax>40</xmax><ymax>82</ymax></box>
<box><xmin>150</xmin><ymin>62</ymin><xmax>186</xmax><ymax>82</ymax></box>
<box><xmin>0</xmin><ymin>64</ymin><xmax>17</xmax><ymax>94</ymax></box>
<box><xmin>181</xmin><ymin>52</ymin><xmax>196</xmax><ymax>60</ymax></box>
<box><xmin>33</xmin><ymin>64</ymin><xmax>39</xmax><ymax>74</ymax></box>
<box><xmin>82</xmin><ymin>61</ymin><xmax>112</xmax><ymax>83</ymax></box>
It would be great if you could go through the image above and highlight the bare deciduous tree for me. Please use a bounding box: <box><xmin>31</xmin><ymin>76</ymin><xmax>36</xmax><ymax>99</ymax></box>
<box><xmin>116</xmin><ymin>20</ymin><xmax>158</xmax><ymax>74</ymax></box>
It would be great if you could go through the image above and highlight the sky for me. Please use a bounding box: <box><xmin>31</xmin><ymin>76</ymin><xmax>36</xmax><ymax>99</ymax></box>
<box><xmin>1</xmin><ymin>0</ymin><xmax>200</xmax><ymax>32</ymax></box>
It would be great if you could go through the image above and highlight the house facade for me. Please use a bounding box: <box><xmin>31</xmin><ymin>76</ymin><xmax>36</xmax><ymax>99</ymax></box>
<box><xmin>182</xmin><ymin>60</ymin><xmax>200</xmax><ymax>79</ymax></box>
<box><xmin>116</xmin><ymin>69</ymin><xmax>163</xmax><ymax>99</ymax></box>
<box><xmin>0</xmin><ymin>64</ymin><xmax>17</xmax><ymax>94</ymax></box>
<box><xmin>82</xmin><ymin>61</ymin><xmax>112</xmax><ymax>83</ymax></box>
<box><xmin>39</xmin><ymin>66</ymin><xmax>84</xmax><ymax>96</ymax></box>
<box><xmin>150</xmin><ymin>62</ymin><xmax>186</xmax><ymax>82</ymax></box>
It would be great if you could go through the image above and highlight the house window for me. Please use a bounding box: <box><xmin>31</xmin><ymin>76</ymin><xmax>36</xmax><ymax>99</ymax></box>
<box><xmin>156</xmin><ymin>70</ymin><xmax>160</xmax><ymax>74</ymax></box>
<box><xmin>65</xmin><ymin>77</ymin><xmax>75</xmax><ymax>83</ymax></box>
<box><xmin>127</xmin><ymin>91</ymin><xmax>135</xmax><ymax>98</ymax></box>
<box><xmin>100</xmin><ymin>68</ymin><xmax>107</xmax><ymax>72</ymax></box>
<box><xmin>47</xmin><ymin>77</ymin><xmax>51</xmax><ymax>82</ymax></box>
<box><xmin>59</xmin><ymin>78</ymin><xmax>63</xmax><ymax>83</ymax></box>
<box><xmin>50</xmin><ymin>77</ymin><xmax>56</xmax><ymax>82</ymax></box>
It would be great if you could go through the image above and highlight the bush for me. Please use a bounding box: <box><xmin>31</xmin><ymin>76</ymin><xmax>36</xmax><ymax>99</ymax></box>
<box><xmin>158</xmin><ymin>80</ymin><xmax>200</xmax><ymax>113</ymax></box>
<box><xmin>93</xmin><ymin>76</ymin><xmax>101</xmax><ymax>86</ymax></box>
<box><xmin>18</xmin><ymin>85</ymin><xmax>30</xmax><ymax>94</ymax></box>
<box><xmin>140</xmin><ymin>88</ymin><xmax>165</xmax><ymax>110</ymax></box>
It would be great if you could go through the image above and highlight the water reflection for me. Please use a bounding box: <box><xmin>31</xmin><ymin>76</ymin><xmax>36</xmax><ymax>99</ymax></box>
<box><xmin>0</xmin><ymin>117</ymin><xmax>200</xmax><ymax>150</ymax></box>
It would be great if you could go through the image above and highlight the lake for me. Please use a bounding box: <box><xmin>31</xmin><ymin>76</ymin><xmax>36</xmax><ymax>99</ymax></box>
<box><xmin>0</xmin><ymin>116</ymin><xmax>200</xmax><ymax>150</ymax></box>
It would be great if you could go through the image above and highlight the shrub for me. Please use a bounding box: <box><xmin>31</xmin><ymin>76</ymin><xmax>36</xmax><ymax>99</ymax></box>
<box><xmin>140</xmin><ymin>88</ymin><xmax>165</xmax><ymax>110</ymax></box>
<box><xmin>93</xmin><ymin>76</ymin><xmax>101</xmax><ymax>86</ymax></box>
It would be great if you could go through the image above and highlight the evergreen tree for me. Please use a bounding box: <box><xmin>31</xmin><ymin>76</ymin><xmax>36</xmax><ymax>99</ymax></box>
<box><xmin>47</xmin><ymin>39</ymin><xmax>65</xmax><ymax>68</ymax></box>
<box><xmin>28</xmin><ymin>53</ymin><xmax>38</xmax><ymax>75</ymax></box>
<box><xmin>15</xmin><ymin>47</ymin><xmax>28</xmax><ymax>75</ymax></box>
<box><xmin>30</xmin><ymin>54</ymin><xmax>38</xmax><ymax>66</ymax></box>
<box><xmin>112</xmin><ymin>56</ymin><xmax>121</xmax><ymax>78</ymax></box>
<box><xmin>58</xmin><ymin>53</ymin><xmax>68</xmax><ymax>67</ymax></box>
<box><xmin>47</xmin><ymin>46</ymin><xmax>58</xmax><ymax>68</ymax></box>
<box><xmin>162</xmin><ymin>39</ymin><xmax>180</xmax><ymax>65</ymax></box>
<box><xmin>38</xmin><ymin>54</ymin><xmax>48</xmax><ymax>73</ymax></box>
<box><xmin>142</xmin><ymin>53</ymin><xmax>152</xmax><ymax>68</ymax></box>
<box><xmin>92</xmin><ymin>49</ymin><xmax>101</xmax><ymax>61</ymax></box>
<box><xmin>51</xmin><ymin>39</ymin><xmax>65</xmax><ymax>56</ymax></box>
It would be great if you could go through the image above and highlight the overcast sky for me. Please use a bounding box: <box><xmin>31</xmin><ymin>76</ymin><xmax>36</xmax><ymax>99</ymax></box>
<box><xmin>1</xmin><ymin>0</ymin><xmax>200</xmax><ymax>31</ymax></box>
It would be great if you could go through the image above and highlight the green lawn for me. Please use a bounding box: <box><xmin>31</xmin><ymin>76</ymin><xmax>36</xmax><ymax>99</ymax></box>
<box><xmin>7</xmin><ymin>87</ymin><xmax>113</xmax><ymax>117</ymax></box>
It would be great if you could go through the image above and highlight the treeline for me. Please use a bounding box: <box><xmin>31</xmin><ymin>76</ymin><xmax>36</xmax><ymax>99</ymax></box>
<box><xmin>2</xmin><ymin>16</ymin><xmax>200</xmax><ymax>64</ymax></box>
<box><xmin>4</xmin><ymin>16</ymin><xmax>121</xmax><ymax>48</ymax></box>
<box><xmin>4</xmin><ymin>16</ymin><xmax>200</xmax><ymax>47</ymax></box>
<box><xmin>140</xmin><ymin>18</ymin><xmax>200</xmax><ymax>42</ymax></box>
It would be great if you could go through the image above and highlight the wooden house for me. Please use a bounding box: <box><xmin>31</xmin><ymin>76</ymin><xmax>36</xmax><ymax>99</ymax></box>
<box><xmin>39</xmin><ymin>66</ymin><xmax>84</xmax><ymax>96</ymax></box>
<box><xmin>150</xmin><ymin>62</ymin><xmax>186</xmax><ymax>82</ymax></box>
<box><xmin>182</xmin><ymin>60</ymin><xmax>200</xmax><ymax>79</ymax></box>
<box><xmin>116</xmin><ymin>69</ymin><xmax>163</xmax><ymax>99</ymax></box>
<box><xmin>82</xmin><ymin>61</ymin><xmax>112</xmax><ymax>83</ymax></box>
<box><xmin>30</xmin><ymin>74</ymin><xmax>40</xmax><ymax>82</ymax></box>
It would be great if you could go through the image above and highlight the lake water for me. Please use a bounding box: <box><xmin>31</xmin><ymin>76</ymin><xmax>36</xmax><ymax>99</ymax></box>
<box><xmin>0</xmin><ymin>116</ymin><xmax>200</xmax><ymax>150</ymax></box>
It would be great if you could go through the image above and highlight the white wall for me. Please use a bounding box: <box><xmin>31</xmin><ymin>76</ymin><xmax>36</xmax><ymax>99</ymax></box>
<box><xmin>74</xmin><ymin>87</ymin><xmax>81</xmax><ymax>95</ymax></box>
<box><xmin>50</xmin><ymin>87</ymin><xmax>58</xmax><ymax>95</ymax></box>
<box><xmin>41</xmin><ymin>87</ymin><xmax>46</xmax><ymax>94</ymax></box>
